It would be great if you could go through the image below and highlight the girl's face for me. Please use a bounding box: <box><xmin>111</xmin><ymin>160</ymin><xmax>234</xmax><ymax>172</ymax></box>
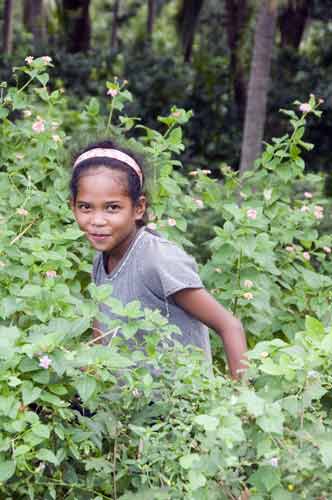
<box><xmin>71</xmin><ymin>167</ymin><xmax>146</xmax><ymax>256</ymax></box>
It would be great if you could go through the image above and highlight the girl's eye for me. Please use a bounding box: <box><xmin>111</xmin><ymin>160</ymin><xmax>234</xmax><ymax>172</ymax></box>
<box><xmin>106</xmin><ymin>204</ymin><xmax>120</xmax><ymax>212</ymax></box>
<box><xmin>78</xmin><ymin>203</ymin><xmax>91</xmax><ymax>212</ymax></box>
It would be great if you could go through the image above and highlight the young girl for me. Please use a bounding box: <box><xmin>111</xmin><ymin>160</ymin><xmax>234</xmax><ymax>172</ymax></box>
<box><xmin>70</xmin><ymin>140</ymin><xmax>247</xmax><ymax>379</ymax></box>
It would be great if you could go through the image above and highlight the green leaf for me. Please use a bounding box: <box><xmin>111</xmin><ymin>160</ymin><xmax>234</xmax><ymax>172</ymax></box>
<box><xmin>179</xmin><ymin>453</ymin><xmax>201</xmax><ymax>469</ymax></box>
<box><xmin>75</xmin><ymin>376</ymin><xmax>97</xmax><ymax>403</ymax></box>
<box><xmin>240</xmin><ymin>389</ymin><xmax>265</xmax><ymax>417</ymax></box>
<box><xmin>194</xmin><ymin>414</ymin><xmax>219</xmax><ymax>431</ymax></box>
<box><xmin>188</xmin><ymin>470</ymin><xmax>206</xmax><ymax>490</ymax></box>
<box><xmin>22</xmin><ymin>381</ymin><xmax>42</xmax><ymax>405</ymax></box>
<box><xmin>36</xmin><ymin>448</ymin><xmax>58</xmax><ymax>465</ymax></box>
<box><xmin>0</xmin><ymin>460</ymin><xmax>16</xmax><ymax>481</ymax></box>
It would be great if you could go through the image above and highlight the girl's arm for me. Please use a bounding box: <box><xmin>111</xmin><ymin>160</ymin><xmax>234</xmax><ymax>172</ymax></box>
<box><xmin>173</xmin><ymin>288</ymin><xmax>247</xmax><ymax>379</ymax></box>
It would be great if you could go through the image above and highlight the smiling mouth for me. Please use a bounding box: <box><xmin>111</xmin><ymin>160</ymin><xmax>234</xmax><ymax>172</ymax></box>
<box><xmin>89</xmin><ymin>233</ymin><xmax>112</xmax><ymax>239</ymax></box>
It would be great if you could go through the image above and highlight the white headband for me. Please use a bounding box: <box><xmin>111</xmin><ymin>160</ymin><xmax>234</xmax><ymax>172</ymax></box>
<box><xmin>73</xmin><ymin>148</ymin><xmax>143</xmax><ymax>187</ymax></box>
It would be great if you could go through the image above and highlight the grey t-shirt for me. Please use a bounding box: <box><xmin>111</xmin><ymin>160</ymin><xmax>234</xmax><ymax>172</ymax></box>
<box><xmin>92</xmin><ymin>227</ymin><xmax>212</xmax><ymax>365</ymax></box>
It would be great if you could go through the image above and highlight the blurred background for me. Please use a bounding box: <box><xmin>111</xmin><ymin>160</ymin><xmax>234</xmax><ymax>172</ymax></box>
<box><xmin>0</xmin><ymin>0</ymin><xmax>332</xmax><ymax>188</ymax></box>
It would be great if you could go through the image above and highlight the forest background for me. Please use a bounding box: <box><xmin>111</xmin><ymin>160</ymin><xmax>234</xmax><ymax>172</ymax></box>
<box><xmin>2</xmin><ymin>0</ymin><xmax>332</xmax><ymax>182</ymax></box>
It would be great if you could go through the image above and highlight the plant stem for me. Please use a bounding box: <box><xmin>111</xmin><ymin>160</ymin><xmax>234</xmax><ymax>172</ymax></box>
<box><xmin>17</xmin><ymin>77</ymin><xmax>33</xmax><ymax>95</ymax></box>
<box><xmin>10</xmin><ymin>217</ymin><xmax>38</xmax><ymax>245</ymax></box>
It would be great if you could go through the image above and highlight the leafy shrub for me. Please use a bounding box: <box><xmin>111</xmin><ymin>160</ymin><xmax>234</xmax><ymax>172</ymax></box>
<box><xmin>1</xmin><ymin>58</ymin><xmax>332</xmax><ymax>499</ymax></box>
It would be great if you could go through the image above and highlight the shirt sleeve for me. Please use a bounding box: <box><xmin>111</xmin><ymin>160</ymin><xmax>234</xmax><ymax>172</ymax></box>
<box><xmin>141</xmin><ymin>239</ymin><xmax>204</xmax><ymax>299</ymax></box>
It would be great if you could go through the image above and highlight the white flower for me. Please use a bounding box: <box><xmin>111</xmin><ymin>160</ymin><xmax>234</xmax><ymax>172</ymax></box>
<box><xmin>243</xmin><ymin>292</ymin><xmax>253</xmax><ymax>300</ymax></box>
<box><xmin>42</xmin><ymin>56</ymin><xmax>52</xmax><ymax>65</ymax></box>
<box><xmin>194</xmin><ymin>198</ymin><xmax>204</xmax><ymax>209</ymax></box>
<box><xmin>263</xmin><ymin>189</ymin><xmax>272</xmax><ymax>201</ymax></box>
<box><xmin>304</xmin><ymin>191</ymin><xmax>313</xmax><ymax>199</ymax></box>
<box><xmin>243</xmin><ymin>279</ymin><xmax>253</xmax><ymax>289</ymax></box>
<box><xmin>167</xmin><ymin>218</ymin><xmax>176</xmax><ymax>227</ymax></box>
<box><xmin>16</xmin><ymin>208</ymin><xmax>29</xmax><ymax>216</ymax></box>
<box><xmin>25</xmin><ymin>56</ymin><xmax>34</xmax><ymax>65</ymax></box>
<box><xmin>323</xmin><ymin>246</ymin><xmax>331</xmax><ymax>254</ymax></box>
<box><xmin>299</xmin><ymin>102</ymin><xmax>311</xmax><ymax>113</ymax></box>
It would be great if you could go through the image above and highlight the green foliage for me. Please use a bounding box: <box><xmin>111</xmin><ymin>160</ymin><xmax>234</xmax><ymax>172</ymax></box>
<box><xmin>0</xmin><ymin>58</ymin><xmax>332</xmax><ymax>499</ymax></box>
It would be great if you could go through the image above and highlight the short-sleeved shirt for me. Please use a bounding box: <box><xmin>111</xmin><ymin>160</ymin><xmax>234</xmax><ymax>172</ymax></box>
<box><xmin>92</xmin><ymin>227</ymin><xmax>212</xmax><ymax>365</ymax></box>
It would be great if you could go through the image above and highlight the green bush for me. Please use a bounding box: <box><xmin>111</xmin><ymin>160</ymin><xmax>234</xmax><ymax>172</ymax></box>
<box><xmin>1</xmin><ymin>58</ymin><xmax>332</xmax><ymax>499</ymax></box>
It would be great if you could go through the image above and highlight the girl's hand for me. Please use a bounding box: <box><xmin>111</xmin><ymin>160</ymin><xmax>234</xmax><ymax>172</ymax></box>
<box><xmin>173</xmin><ymin>288</ymin><xmax>247</xmax><ymax>380</ymax></box>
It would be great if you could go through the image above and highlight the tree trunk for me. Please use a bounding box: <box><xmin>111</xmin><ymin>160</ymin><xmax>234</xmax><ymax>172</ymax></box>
<box><xmin>62</xmin><ymin>0</ymin><xmax>91</xmax><ymax>53</ymax></box>
<box><xmin>177</xmin><ymin>0</ymin><xmax>205</xmax><ymax>63</ymax></box>
<box><xmin>239</xmin><ymin>0</ymin><xmax>278</xmax><ymax>175</ymax></box>
<box><xmin>111</xmin><ymin>0</ymin><xmax>120</xmax><ymax>51</ymax></box>
<box><xmin>3</xmin><ymin>0</ymin><xmax>14</xmax><ymax>54</ymax></box>
<box><xmin>225</xmin><ymin>0</ymin><xmax>250</xmax><ymax>122</ymax></box>
<box><xmin>278</xmin><ymin>2</ymin><xmax>309</xmax><ymax>49</ymax></box>
<box><xmin>23</xmin><ymin>0</ymin><xmax>46</xmax><ymax>48</ymax></box>
<box><xmin>147</xmin><ymin>0</ymin><xmax>156</xmax><ymax>38</ymax></box>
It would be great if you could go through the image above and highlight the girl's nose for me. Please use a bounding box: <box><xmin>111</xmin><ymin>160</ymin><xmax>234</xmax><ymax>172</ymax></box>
<box><xmin>91</xmin><ymin>212</ymin><xmax>107</xmax><ymax>226</ymax></box>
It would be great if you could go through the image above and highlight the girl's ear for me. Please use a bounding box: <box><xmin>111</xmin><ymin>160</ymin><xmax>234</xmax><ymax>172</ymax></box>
<box><xmin>135</xmin><ymin>195</ymin><xmax>147</xmax><ymax>221</ymax></box>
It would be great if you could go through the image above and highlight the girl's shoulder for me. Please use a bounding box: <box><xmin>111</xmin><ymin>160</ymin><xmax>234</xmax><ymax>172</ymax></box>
<box><xmin>140</xmin><ymin>229</ymin><xmax>202</xmax><ymax>297</ymax></box>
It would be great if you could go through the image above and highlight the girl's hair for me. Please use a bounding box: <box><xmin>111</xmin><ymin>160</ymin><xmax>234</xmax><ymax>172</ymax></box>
<box><xmin>70</xmin><ymin>139</ymin><xmax>148</xmax><ymax>225</ymax></box>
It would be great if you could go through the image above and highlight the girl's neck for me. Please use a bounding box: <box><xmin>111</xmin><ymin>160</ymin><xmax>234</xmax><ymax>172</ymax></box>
<box><xmin>106</xmin><ymin>226</ymin><xmax>143</xmax><ymax>274</ymax></box>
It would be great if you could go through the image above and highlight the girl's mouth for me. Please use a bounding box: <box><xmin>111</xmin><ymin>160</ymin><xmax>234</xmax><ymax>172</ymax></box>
<box><xmin>89</xmin><ymin>233</ymin><xmax>111</xmax><ymax>242</ymax></box>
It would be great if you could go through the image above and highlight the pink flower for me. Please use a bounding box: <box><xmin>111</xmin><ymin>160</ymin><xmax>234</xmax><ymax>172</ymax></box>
<box><xmin>323</xmin><ymin>246</ymin><xmax>331</xmax><ymax>254</ymax></box>
<box><xmin>46</xmin><ymin>270</ymin><xmax>57</xmax><ymax>278</ymax></box>
<box><xmin>147</xmin><ymin>222</ymin><xmax>157</xmax><ymax>230</ymax></box>
<box><xmin>269</xmin><ymin>457</ymin><xmax>279</xmax><ymax>468</ymax></box>
<box><xmin>172</xmin><ymin>111</ymin><xmax>181</xmax><ymax>118</ymax></box>
<box><xmin>303</xmin><ymin>252</ymin><xmax>310</xmax><ymax>261</ymax></box>
<box><xmin>299</xmin><ymin>102</ymin><xmax>311</xmax><ymax>113</ymax></box>
<box><xmin>286</xmin><ymin>245</ymin><xmax>295</xmax><ymax>252</ymax></box>
<box><xmin>300</xmin><ymin>205</ymin><xmax>309</xmax><ymax>212</ymax></box>
<box><xmin>314</xmin><ymin>205</ymin><xmax>324</xmax><ymax>219</ymax></box>
<box><xmin>304</xmin><ymin>192</ymin><xmax>313</xmax><ymax>199</ymax></box>
<box><xmin>168</xmin><ymin>218</ymin><xmax>176</xmax><ymax>227</ymax></box>
<box><xmin>247</xmin><ymin>208</ymin><xmax>257</xmax><ymax>220</ymax></box>
<box><xmin>189</xmin><ymin>171</ymin><xmax>198</xmax><ymax>176</ymax></box>
<box><xmin>39</xmin><ymin>355</ymin><xmax>52</xmax><ymax>369</ymax></box>
<box><xmin>16</xmin><ymin>208</ymin><xmax>28</xmax><ymax>216</ymax></box>
<box><xmin>244</xmin><ymin>280</ymin><xmax>253</xmax><ymax>289</ymax></box>
<box><xmin>194</xmin><ymin>198</ymin><xmax>204</xmax><ymax>209</ymax></box>
<box><xmin>243</xmin><ymin>292</ymin><xmax>253</xmax><ymax>300</ymax></box>
<box><xmin>32</xmin><ymin>119</ymin><xmax>45</xmax><ymax>133</ymax></box>
<box><xmin>42</xmin><ymin>56</ymin><xmax>52</xmax><ymax>65</ymax></box>
<box><xmin>25</xmin><ymin>56</ymin><xmax>34</xmax><ymax>65</ymax></box>
<box><xmin>107</xmin><ymin>88</ymin><xmax>118</xmax><ymax>97</ymax></box>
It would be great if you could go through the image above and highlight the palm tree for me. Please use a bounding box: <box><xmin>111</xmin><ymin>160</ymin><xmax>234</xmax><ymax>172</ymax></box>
<box><xmin>239</xmin><ymin>0</ymin><xmax>278</xmax><ymax>174</ymax></box>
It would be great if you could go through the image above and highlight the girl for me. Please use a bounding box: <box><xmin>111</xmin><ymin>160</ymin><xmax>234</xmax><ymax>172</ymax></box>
<box><xmin>70</xmin><ymin>140</ymin><xmax>247</xmax><ymax>379</ymax></box>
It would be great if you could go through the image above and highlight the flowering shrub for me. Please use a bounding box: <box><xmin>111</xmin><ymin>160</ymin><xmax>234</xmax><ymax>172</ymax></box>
<box><xmin>1</xmin><ymin>59</ymin><xmax>332</xmax><ymax>498</ymax></box>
